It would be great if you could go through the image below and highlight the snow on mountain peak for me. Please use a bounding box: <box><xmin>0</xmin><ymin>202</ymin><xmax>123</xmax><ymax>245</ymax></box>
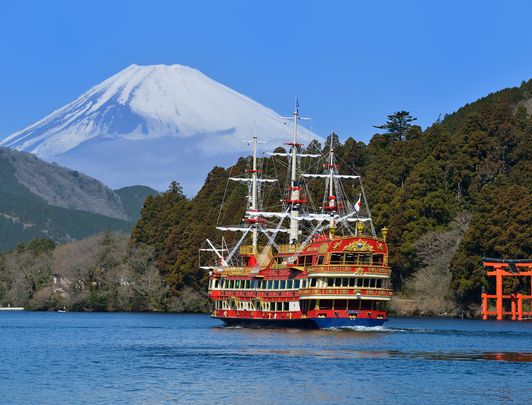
<box><xmin>0</xmin><ymin>64</ymin><xmax>321</xmax><ymax>193</ymax></box>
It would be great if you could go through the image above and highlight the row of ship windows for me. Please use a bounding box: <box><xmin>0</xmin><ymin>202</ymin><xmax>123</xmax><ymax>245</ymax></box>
<box><xmin>213</xmin><ymin>299</ymin><xmax>386</xmax><ymax>311</ymax></box>
<box><xmin>304</xmin><ymin>299</ymin><xmax>387</xmax><ymax>311</ymax></box>
<box><xmin>212</xmin><ymin>279</ymin><xmax>304</xmax><ymax>290</ymax></box>
<box><xmin>274</xmin><ymin>253</ymin><xmax>385</xmax><ymax>267</ymax></box>
<box><xmin>214</xmin><ymin>300</ymin><xmax>297</xmax><ymax>312</ymax></box>
<box><xmin>311</xmin><ymin>277</ymin><xmax>390</xmax><ymax>289</ymax></box>
<box><xmin>210</xmin><ymin>277</ymin><xmax>390</xmax><ymax>290</ymax></box>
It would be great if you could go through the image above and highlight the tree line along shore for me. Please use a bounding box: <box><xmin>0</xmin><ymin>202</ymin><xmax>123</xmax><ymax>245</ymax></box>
<box><xmin>1</xmin><ymin>80</ymin><xmax>530</xmax><ymax>316</ymax></box>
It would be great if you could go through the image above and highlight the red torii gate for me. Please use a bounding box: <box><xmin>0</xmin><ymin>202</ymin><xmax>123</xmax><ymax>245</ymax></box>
<box><xmin>481</xmin><ymin>258</ymin><xmax>532</xmax><ymax>321</ymax></box>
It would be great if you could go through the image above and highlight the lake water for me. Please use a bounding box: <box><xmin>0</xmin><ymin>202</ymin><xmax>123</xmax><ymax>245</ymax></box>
<box><xmin>0</xmin><ymin>312</ymin><xmax>530</xmax><ymax>404</ymax></box>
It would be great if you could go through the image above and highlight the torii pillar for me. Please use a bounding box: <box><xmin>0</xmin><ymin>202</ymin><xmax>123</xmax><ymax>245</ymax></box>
<box><xmin>494</xmin><ymin>265</ymin><xmax>504</xmax><ymax>320</ymax></box>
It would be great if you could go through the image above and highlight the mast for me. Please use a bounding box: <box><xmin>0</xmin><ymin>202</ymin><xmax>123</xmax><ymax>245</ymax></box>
<box><xmin>288</xmin><ymin>102</ymin><xmax>300</xmax><ymax>244</ymax></box>
<box><xmin>327</xmin><ymin>134</ymin><xmax>336</xmax><ymax>237</ymax></box>
<box><xmin>251</xmin><ymin>135</ymin><xmax>258</xmax><ymax>251</ymax></box>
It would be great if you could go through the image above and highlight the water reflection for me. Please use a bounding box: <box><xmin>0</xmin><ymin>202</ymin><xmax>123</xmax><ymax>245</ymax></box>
<box><xmin>243</xmin><ymin>348</ymin><xmax>532</xmax><ymax>362</ymax></box>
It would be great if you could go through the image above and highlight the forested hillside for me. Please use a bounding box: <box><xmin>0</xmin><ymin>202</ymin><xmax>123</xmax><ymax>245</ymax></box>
<box><xmin>130</xmin><ymin>79</ymin><xmax>530</xmax><ymax>312</ymax></box>
<box><xmin>0</xmin><ymin>149</ymin><xmax>158</xmax><ymax>251</ymax></box>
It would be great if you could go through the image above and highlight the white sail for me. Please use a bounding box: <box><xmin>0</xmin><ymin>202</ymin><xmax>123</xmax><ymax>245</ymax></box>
<box><xmin>246</xmin><ymin>211</ymin><xmax>290</xmax><ymax>219</ymax></box>
<box><xmin>229</xmin><ymin>177</ymin><xmax>277</xmax><ymax>183</ymax></box>
<box><xmin>301</xmin><ymin>174</ymin><xmax>360</xmax><ymax>179</ymax></box>
<box><xmin>267</xmin><ymin>152</ymin><xmax>320</xmax><ymax>158</ymax></box>
<box><xmin>216</xmin><ymin>226</ymin><xmax>252</xmax><ymax>232</ymax></box>
<box><xmin>346</xmin><ymin>217</ymin><xmax>372</xmax><ymax>222</ymax></box>
<box><xmin>264</xmin><ymin>228</ymin><xmax>290</xmax><ymax>233</ymax></box>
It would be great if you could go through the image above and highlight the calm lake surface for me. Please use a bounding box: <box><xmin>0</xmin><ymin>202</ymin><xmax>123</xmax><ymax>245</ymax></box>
<box><xmin>0</xmin><ymin>312</ymin><xmax>530</xmax><ymax>404</ymax></box>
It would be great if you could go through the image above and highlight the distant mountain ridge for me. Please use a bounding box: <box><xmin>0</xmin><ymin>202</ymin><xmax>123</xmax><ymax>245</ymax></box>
<box><xmin>0</xmin><ymin>64</ymin><xmax>320</xmax><ymax>193</ymax></box>
<box><xmin>0</xmin><ymin>148</ymin><xmax>158</xmax><ymax>251</ymax></box>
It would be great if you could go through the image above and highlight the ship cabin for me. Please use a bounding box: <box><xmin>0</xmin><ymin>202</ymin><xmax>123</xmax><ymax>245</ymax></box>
<box><xmin>209</xmin><ymin>233</ymin><xmax>393</xmax><ymax>323</ymax></box>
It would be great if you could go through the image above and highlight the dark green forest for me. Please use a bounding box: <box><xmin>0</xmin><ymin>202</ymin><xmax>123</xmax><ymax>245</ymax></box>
<box><xmin>131</xmin><ymin>79</ymin><xmax>531</xmax><ymax>312</ymax></box>
<box><xmin>1</xmin><ymin>80</ymin><xmax>530</xmax><ymax>314</ymax></box>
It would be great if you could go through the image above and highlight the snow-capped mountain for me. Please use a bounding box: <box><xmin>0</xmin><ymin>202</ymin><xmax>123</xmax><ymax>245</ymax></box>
<box><xmin>1</xmin><ymin>64</ymin><xmax>320</xmax><ymax>193</ymax></box>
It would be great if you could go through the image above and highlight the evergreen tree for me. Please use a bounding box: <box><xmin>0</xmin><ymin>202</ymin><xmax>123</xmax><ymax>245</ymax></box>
<box><xmin>374</xmin><ymin>111</ymin><xmax>418</xmax><ymax>141</ymax></box>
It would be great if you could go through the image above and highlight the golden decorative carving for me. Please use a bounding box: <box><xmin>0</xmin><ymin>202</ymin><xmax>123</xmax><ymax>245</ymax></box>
<box><xmin>377</xmin><ymin>242</ymin><xmax>384</xmax><ymax>251</ymax></box>
<box><xmin>332</xmin><ymin>241</ymin><xmax>342</xmax><ymax>250</ymax></box>
<box><xmin>318</xmin><ymin>243</ymin><xmax>328</xmax><ymax>253</ymax></box>
<box><xmin>344</xmin><ymin>239</ymin><xmax>374</xmax><ymax>252</ymax></box>
<box><xmin>355</xmin><ymin>267</ymin><xmax>364</xmax><ymax>275</ymax></box>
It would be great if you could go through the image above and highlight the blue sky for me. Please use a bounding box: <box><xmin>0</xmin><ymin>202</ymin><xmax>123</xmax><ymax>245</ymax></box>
<box><xmin>0</xmin><ymin>0</ymin><xmax>530</xmax><ymax>143</ymax></box>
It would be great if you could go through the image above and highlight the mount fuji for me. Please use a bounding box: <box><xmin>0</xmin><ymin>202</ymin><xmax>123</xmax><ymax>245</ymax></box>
<box><xmin>1</xmin><ymin>64</ymin><xmax>320</xmax><ymax>194</ymax></box>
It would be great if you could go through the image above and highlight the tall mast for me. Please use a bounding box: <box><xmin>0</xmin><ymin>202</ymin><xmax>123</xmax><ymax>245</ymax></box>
<box><xmin>327</xmin><ymin>134</ymin><xmax>336</xmax><ymax>237</ymax></box>
<box><xmin>288</xmin><ymin>103</ymin><xmax>300</xmax><ymax>244</ymax></box>
<box><xmin>328</xmin><ymin>135</ymin><xmax>335</xmax><ymax>208</ymax></box>
<box><xmin>251</xmin><ymin>135</ymin><xmax>258</xmax><ymax>251</ymax></box>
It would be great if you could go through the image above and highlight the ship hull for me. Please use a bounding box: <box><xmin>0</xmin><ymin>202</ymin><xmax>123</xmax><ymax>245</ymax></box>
<box><xmin>216</xmin><ymin>316</ymin><xmax>388</xmax><ymax>329</ymax></box>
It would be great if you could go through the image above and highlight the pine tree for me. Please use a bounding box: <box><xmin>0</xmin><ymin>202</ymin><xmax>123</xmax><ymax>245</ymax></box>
<box><xmin>374</xmin><ymin>111</ymin><xmax>417</xmax><ymax>141</ymax></box>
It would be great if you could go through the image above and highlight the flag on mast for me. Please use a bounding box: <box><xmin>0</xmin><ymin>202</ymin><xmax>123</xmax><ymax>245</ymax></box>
<box><xmin>355</xmin><ymin>194</ymin><xmax>362</xmax><ymax>212</ymax></box>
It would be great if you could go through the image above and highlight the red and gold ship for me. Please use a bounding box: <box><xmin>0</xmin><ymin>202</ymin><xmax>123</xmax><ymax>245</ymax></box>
<box><xmin>204</xmin><ymin>104</ymin><xmax>393</xmax><ymax>328</ymax></box>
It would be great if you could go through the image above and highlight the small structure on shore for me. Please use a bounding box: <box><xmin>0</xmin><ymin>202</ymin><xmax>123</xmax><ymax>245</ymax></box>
<box><xmin>481</xmin><ymin>258</ymin><xmax>532</xmax><ymax>321</ymax></box>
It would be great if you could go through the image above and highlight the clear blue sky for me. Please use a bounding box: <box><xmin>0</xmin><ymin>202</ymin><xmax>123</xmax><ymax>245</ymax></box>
<box><xmin>0</xmin><ymin>0</ymin><xmax>530</xmax><ymax>142</ymax></box>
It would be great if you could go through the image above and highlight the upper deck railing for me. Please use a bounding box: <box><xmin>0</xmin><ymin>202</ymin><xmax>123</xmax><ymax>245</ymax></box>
<box><xmin>305</xmin><ymin>265</ymin><xmax>391</xmax><ymax>276</ymax></box>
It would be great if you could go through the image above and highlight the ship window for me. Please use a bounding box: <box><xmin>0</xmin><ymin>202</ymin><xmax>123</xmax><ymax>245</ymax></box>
<box><xmin>283</xmin><ymin>302</ymin><xmax>289</xmax><ymax>311</ymax></box>
<box><xmin>274</xmin><ymin>257</ymin><xmax>284</xmax><ymax>265</ymax></box>
<box><xmin>363</xmin><ymin>278</ymin><xmax>370</xmax><ymax>287</ymax></box>
<box><xmin>335</xmin><ymin>300</ymin><xmax>347</xmax><ymax>310</ymax></box>
<box><xmin>345</xmin><ymin>253</ymin><xmax>357</xmax><ymax>264</ymax></box>
<box><xmin>286</xmin><ymin>280</ymin><xmax>292</xmax><ymax>289</ymax></box>
<box><xmin>376</xmin><ymin>279</ymin><xmax>382</xmax><ymax>288</ymax></box>
<box><xmin>310</xmin><ymin>278</ymin><xmax>317</xmax><ymax>287</ymax></box>
<box><xmin>360</xmin><ymin>300</ymin><xmax>373</xmax><ymax>310</ymax></box>
<box><xmin>273</xmin><ymin>280</ymin><xmax>279</xmax><ymax>289</ymax></box>
<box><xmin>330</xmin><ymin>253</ymin><xmax>344</xmax><ymax>264</ymax></box>
<box><xmin>317</xmin><ymin>256</ymin><xmax>324</xmax><ymax>265</ymax></box>
<box><xmin>373</xmin><ymin>254</ymin><xmax>384</xmax><ymax>265</ymax></box>
<box><xmin>280</xmin><ymin>280</ymin><xmax>286</xmax><ymax>289</ymax></box>
<box><xmin>348</xmin><ymin>278</ymin><xmax>355</xmax><ymax>287</ymax></box>
<box><xmin>320</xmin><ymin>300</ymin><xmax>333</xmax><ymax>310</ymax></box>
<box><xmin>347</xmin><ymin>300</ymin><xmax>357</xmax><ymax>310</ymax></box>
<box><xmin>294</xmin><ymin>279</ymin><xmax>300</xmax><ymax>289</ymax></box>
<box><xmin>267</xmin><ymin>280</ymin><xmax>273</xmax><ymax>289</ymax></box>
<box><xmin>376</xmin><ymin>301</ymin><xmax>386</xmax><ymax>311</ymax></box>
<box><xmin>297</xmin><ymin>255</ymin><xmax>313</xmax><ymax>266</ymax></box>
<box><xmin>229</xmin><ymin>280</ymin><xmax>234</xmax><ymax>289</ymax></box>
<box><xmin>359</xmin><ymin>254</ymin><xmax>371</xmax><ymax>265</ymax></box>
<box><xmin>342</xmin><ymin>278</ymin><xmax>348</xmax><ymax>287</ymax></box>
<box><xmin>246</xmin><ymin>280</ymin><xmax>251</xmax><ymax>289</ymax></box>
